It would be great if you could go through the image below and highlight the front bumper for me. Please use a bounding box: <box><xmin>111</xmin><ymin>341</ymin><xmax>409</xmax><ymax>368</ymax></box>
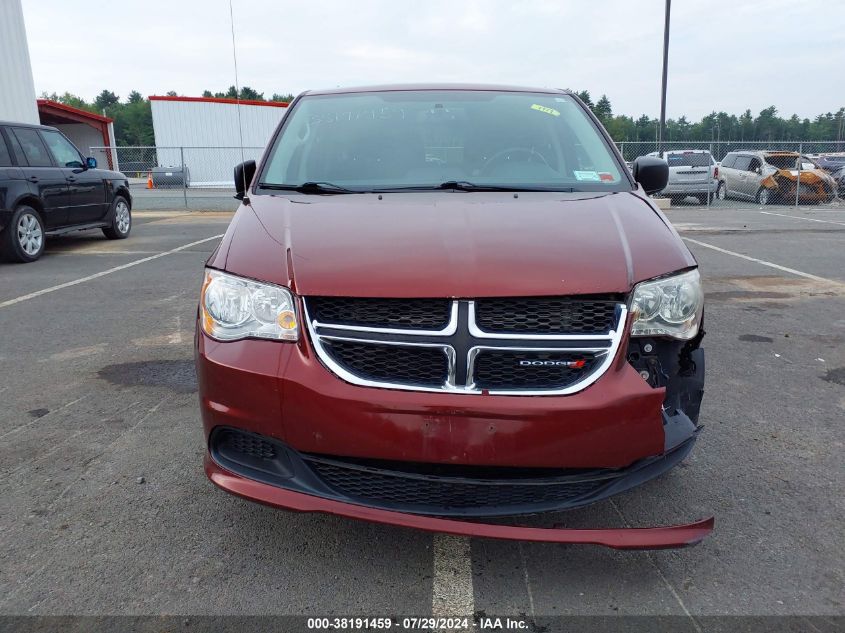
<box><xmin>207</xmin><ymin>412</ymin><xmax>699</xmax><ymax>518</ymax></box>
<box><xmin>196</xmin><ymin>328</ymin><xmax>673</xmax><ymax>470</ymax></box>
<box><xmin>205</xmin><ymin>454</ymin><xmax>713</xmax><ymax>549</ymax></box>
<box><xmin>661</xmin><ymin>181</ymin><xmax>717</xmax><ymax>195</ymax></box>
<box><xmin>197</xmin><ymin>312</ymin><xmax>709</xmax><ymax>547</ymax></box>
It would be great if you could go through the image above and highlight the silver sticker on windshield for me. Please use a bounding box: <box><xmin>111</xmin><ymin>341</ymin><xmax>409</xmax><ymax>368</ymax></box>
<box><xmin>573</xmin><ymin>170</ymin><xmax>601</xmax><ymax>181</ymax></box>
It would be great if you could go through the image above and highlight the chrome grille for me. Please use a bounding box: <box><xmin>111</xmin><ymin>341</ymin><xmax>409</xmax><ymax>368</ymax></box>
<box><xmin>471</xmin><ymin>350</ymin><xmax>600</xmax><ymax>391</ymax></box>
<box><xmin>309</xmin><ymin>297</ymin><xmax>451</xmax><ymax>330</ymax></box>
<box><xmin>304</xmin><ymin>297</ymin><xmax>625</xmax><ymax>395</ymax></box>
<box><xmin>474</xmin><ymin>297</ymin><xmax>618</xmax><ymax>335</ymax></box>
<box><xmin>323</xmin><ymin>339</ymin><xmax>449</xmax><ymax>388</ymax></box>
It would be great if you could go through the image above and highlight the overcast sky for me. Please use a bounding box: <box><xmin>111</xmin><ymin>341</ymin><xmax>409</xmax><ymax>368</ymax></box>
<box><xmin>22</xmin><ymin>0</ymin><xmax>843</xmax><ymax>120</ymax></box>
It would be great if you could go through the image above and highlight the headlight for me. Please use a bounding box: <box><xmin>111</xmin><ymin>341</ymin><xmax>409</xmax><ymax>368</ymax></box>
<box><xmin>200</xmin><ymin>269</ymin><xmax>298</xmax><ymax>341</ymax></box>
<box><xmin>630</xmin><ymin>269</ymin><xmax>703</xmax><ymax>339</ymax></box>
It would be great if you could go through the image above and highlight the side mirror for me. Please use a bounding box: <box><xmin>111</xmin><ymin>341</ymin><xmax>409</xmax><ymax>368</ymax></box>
<box><xmin>632</xmin><ymin>156</ymin><xmax>669</xmax><ymax>195</ymax></box>
<box><xmin>234</xmin><ymin>160</ymin><xmax>257</xmax><ymax>201</ymax></box>
<box><xmin>85</xmin><ymin>156</ymin><xmax>97</xmax><ymax>169</ymax></box>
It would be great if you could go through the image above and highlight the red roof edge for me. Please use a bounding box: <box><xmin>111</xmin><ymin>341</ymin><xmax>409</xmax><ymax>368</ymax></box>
<box><xmin>149</xmin><ymin>95</ymin><xmax>289</xmax><ymax>107</ymax></box>
<box><xmin>36</xmin><ymin>99</ymin><xmax>114</xmax><ymax>123</ymax></box>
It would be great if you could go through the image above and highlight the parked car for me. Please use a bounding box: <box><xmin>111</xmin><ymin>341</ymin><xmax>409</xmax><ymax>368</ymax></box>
<box><xmin>196</xmin><ymin>85</ymin><xmax>712</xmax><ymax>548</ymax></box>
<box><xmin>646</xmin><ymin>149</ymin><xmax>718</xmax><ymax>204</ymax></box>
<box><xmin>0</xmin><ymin>121</ymin><xmax>132</xmax><ymax>263</ymax></box>
<box><xmin>831</xmin><ymin>165</ymin><xmax>845</xmax><ymax>197</ymax></box>
<box><xmin>717</xmin><ymin>150</ymin><xmax>837</xmax><ymax>205</ymax></box>
<box><xmin>810</xmin><ymin>153</ymin><xmax>845</xmax><ymax>173</ymax></box>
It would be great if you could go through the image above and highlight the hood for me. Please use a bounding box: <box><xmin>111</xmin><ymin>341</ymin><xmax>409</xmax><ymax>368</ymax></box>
<box><xmin>220</xmin><ymin>191</ymin><xmax>695</xmax><ymax>298</ymax></box>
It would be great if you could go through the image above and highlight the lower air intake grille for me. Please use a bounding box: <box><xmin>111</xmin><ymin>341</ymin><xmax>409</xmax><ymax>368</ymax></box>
<box><xmin>219</xmin><ymin>429</ymin><xmax>277</xmax><ymax>460</ymax></box>
<box><xmin>324</xmin><ymin>339</ymin><xmax>449</xmax><ymax>388</ymax></box>
<box><xmin>306</xmin><ymin>457</ymin><xmax>607</xmax><ymax>510</ymax></box>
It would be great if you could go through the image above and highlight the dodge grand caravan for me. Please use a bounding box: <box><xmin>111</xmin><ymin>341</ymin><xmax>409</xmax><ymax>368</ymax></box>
<box><xmin>196</xmin><ymin>85</ymin><xmax>712</xmax><ymax>549</ymax></box>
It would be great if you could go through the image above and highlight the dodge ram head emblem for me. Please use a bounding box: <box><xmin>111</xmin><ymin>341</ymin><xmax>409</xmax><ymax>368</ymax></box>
<box><xmin>519</xmin><ymin>359</ymin><xmax>587</xmax><ymax>368</ymax></box>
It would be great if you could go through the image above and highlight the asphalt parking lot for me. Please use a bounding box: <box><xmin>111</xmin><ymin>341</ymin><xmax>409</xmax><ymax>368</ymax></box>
<box><xmin>1</xmin><ymin>203</ymin><xmax>843</xmax><ymax>629</ymax></box>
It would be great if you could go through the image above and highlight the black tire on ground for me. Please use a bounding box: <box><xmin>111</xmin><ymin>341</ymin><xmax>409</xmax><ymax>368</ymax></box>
<box><xmin>717</xmin><ymin>181</ymin><xmax>727</xmax><ymax>200</ymax></box>
<box><xmin>756</xmin><ymin>187</ymin><xmax>772</xmax><ymax>206</ymax></box>
<box><xmin>102</xmin><ymin>195</ymin><xmax>132</xmax><ymax>240</ymax></box>
<box><xmin>696</xmin><ymin>194</ymin><xmax>709</xmax><ymax>205</ymax></box>
<box><xmin>1</xmin><ymin>205</ymin><xmax>46</xmax><ymax>263</ymax></box>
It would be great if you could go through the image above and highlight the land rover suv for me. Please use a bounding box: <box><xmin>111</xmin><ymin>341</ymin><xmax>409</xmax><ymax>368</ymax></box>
<box><xmin>196</xmin><ymin>85</ymin><xmax>712</xmax><ymax>549</ymax></box>
<box><xmin>0</xmin><ymin>121</ymin><xmax>132</xmax><ymax>263</ymax></box>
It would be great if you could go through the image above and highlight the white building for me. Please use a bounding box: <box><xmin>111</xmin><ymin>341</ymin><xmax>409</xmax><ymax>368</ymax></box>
<box><xmin>0</xmin><ymin>1</ymin><xmax>118</xmax><ymax>169</ymax></box>
<box><xmin>36</xmin><ymin>99</ymin><xmax>119</xmax><ymax>170</ymax></box>
<box><xmin>150</xmin><ymin>96</ymin><xmax>289</xmax><ymax>187</ymax></box>
<box><xmin>0</xmin><ymin>0</ymin><xmax>39</xmax><ymax>124</ymax></box>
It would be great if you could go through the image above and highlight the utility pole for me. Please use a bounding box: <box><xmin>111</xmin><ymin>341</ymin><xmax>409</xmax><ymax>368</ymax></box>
<box><xmin>658</xmin><ymin>0</ymin><xmax>671</xmax><ymax>154</ymax></box>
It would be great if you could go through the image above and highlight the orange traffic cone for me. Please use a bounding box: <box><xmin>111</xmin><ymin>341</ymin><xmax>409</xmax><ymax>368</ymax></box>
<box><xmin>146</xmin><ymin>172</ymin><xmax>154</xmax><ymax>189</ymax></box>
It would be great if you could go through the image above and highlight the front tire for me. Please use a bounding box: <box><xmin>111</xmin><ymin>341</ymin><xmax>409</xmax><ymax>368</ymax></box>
<box><xmin>1</xmin><ymin>205</ymin><xmax>45</xmax><ymax>263</ymax></box>
<box><xmin>756</xmin><ymin>187</ymin><xmax>772</xmax><ymax>206</ymax></box>
<box><xmin>103</xmin><ymin>196</ymin><xmax>131</xmax><ymax>240</ymax></box>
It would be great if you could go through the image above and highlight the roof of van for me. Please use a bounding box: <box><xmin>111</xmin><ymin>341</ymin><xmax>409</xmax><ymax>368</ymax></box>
<box><xmin>303</xmin><ymin>83</ymin><xmax>571</xmax><ymax>96</ymax></box>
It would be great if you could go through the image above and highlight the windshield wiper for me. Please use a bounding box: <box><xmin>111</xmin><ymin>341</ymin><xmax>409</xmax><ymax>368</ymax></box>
<box><xmin>376</xmin><ymin>181</ymin><xmax>576</xmax><ymax>193</ymax></box>
<box><xmin>440</xmin><ymin>181</ymin><xmax>519</xmax><ymax>192</ymax></box>
<box><xmin>258</xmin><ymin>181</ymin><xmax>359</xmax><ymax>194</ymax></box>
<box><xmin>259</xmin><ymin>180</ymin><xmax>579</xmax><ymax>194</ymax></box>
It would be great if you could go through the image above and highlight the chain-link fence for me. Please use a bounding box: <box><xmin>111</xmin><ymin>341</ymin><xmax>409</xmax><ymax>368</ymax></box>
<box><xmin>615</xmin><ymin>140</ymin><xmax>845</xmax><ymax>209</ymax></box>
<box><xmin>96</xmin><ymin>141</ymin><xmax>845</xmax><ymax>211</ymax></box>
<box><xmin>91</xmin><ymin>146</ymin><xmax>263</xmax><ymax>211</ymax></box>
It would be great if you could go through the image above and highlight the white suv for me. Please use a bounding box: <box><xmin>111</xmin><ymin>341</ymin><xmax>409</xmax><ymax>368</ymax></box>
<box><xmin>647</xmin><ymin>150</ymin><xmax>718</xmax><ymax>204</ymax></box>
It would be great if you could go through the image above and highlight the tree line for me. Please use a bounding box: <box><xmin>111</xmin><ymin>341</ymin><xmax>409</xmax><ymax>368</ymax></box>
<box><xmin>574</xmin><ymin>90</ymin><xmax>845</xmax><ymax>144</ymax></box>
<box><xmin>39</xmin><ymin>87</ymin><xmax>845</xmax><ymax>148</ymax></box>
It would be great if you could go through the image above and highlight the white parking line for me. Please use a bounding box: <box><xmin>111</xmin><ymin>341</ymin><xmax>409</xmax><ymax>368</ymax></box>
<box><xmin>682</xmin><ymin>237</ymin><xmax>843</xmax><ymax>285</ymax></box>
<box><xmin>432</xmin><ymin>534</ymin><xmax>475</xmax><ymax>619</ymax></box>
<box><xmin>0</xmin><ymin>234</ymin><xmax>224</xmax><ymax>309</ymax></box>
<box><xmin>760</xmin><ymin>211</ymin><xmax>845</xmax><ymax>226</ymax></box>
<box><xmin>517</xmin><ymin>541</ymin><xmax>536</xmax><ymax>618</ymax></box>
<box><xmin>609</xmin><ymin>500</ymin><xmax>701</xmax><ymax>631</ymax></box>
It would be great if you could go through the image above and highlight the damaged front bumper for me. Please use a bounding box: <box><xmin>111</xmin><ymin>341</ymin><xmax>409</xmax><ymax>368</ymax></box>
<box><xmin>198</xmin><ymin>311</ymin><xmax>712</xmax><ymax>549</ymax></box>
<box><xmin>204</xmin><ymin>408</ymin><xmax>712</xmax><ymax>550</ymax></box>
<box><xmin>205</xmin><ymin>454</ymin><xmax>713</xmax><ymax>550</ymax></box>
<box><xmin>761</xmin><ymin>169</ymin><xmax>837</xmax><ymax>202</ymax></box>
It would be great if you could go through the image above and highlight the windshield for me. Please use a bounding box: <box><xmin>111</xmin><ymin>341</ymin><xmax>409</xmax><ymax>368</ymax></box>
<box><xmin>764</xmin><ymin>154</ymin><xmax>799</xmax><ymax>169</ymax></box>
<box><xmin>259</xmin><ymin>90</ymin><xmax>627</xmax><ymax>192</ymax></box>
<box><xmin>666</xmin><ymin>152</ymin><xmax>712</xmax><ymax>167</ymax></box>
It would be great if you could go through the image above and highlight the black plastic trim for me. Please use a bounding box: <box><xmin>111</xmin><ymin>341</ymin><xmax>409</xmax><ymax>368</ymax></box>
<box><xmin>208</xmin><ymin>420</ymin><xmax>699</xmax><ymax>518</ymax></box>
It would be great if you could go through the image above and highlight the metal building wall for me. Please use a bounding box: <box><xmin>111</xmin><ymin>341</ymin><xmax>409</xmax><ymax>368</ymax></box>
<box><xmin>0</xmin><ymin>0</ymin><xmax>39</xmax><ymax>124</ymax></box>
<box><xmin>60</xmin><ymin>123</ymin><xmax>112</xmax><ymax>170</ymax></box>
<box><xmin>150</xmin><ymin>99</ymin><xmax>288</xmax><ymax>186</ymax></box>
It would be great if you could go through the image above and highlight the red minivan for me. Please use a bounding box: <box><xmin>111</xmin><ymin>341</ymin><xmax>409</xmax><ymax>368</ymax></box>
<box><xmin>196</xmin><ymin>85</ymin><xmax>711</xmax><ymax>549</ymax></box>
